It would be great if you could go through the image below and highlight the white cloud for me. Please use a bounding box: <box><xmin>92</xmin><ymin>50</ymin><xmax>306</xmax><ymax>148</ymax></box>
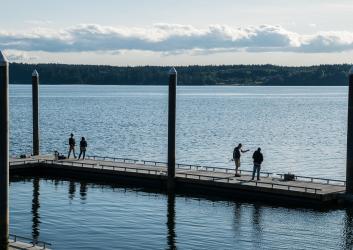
<box><xmin>1</xmin><ymin>23</ymin><xmax>353</xmax><ymax>54</ymax></box>
<box><xmin>4</xmin><ymin>50</ymin><xmax>39</xmax><ymax>62</ymax></box>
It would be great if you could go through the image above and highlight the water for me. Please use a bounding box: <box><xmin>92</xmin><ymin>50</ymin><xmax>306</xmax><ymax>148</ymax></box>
<box><xmin>9</xmin><ymin>85</ymin><xmax>352</xmax><ymax>249</ymax></box>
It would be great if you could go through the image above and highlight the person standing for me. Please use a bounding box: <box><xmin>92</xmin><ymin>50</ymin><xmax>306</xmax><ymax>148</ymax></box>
<box><xmin>233</xmin><ymin>143</ymin><xmax>249</xmax><ymax>176</ymax></box>
<box><xmin>251</xmin><ymin>148</ymin><xmax>263</xmax><ymax>181</ymax></box>
<box><xmin>67</xmin><ymin>133</ymin><xmax>76</xmax><ymax>159</ymax></box>
<box><xmin>78</xmin><ymin>137</ymin><xmax>87</xmax><ymax>160</ymax></box>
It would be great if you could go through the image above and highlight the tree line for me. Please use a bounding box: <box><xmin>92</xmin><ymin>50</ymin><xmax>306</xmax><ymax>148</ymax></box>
<box><xmin>9</xmin><ymin>63</ymin><xmax>352</xmax><ymax>85</ymax></box>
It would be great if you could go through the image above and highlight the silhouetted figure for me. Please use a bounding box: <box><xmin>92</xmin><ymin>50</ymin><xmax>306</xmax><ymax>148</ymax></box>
<box><xmin>233</xmin><ymin>143</ymin><xmax>249</xmax><ymax>176</ymax></box>
<box><xmin>78</xmin><ymin>137</ymin><xmax>87</xmax><ymax>160</ymax></box>
<box><xmin>251</xmin><ymin>148</ymin><xmax>263</xmax><ymax>181</ymax></box>
<box><xmin>67</xmin><ymin>133</ymin><xmax>76</xmax><ymax>159</ymax></box>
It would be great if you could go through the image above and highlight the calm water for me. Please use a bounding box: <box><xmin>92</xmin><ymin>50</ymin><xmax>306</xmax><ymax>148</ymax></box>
<box><xmin>9</xmin><ymin>85</ymin><xmax>353</xmax><ymax>249</ymax></box>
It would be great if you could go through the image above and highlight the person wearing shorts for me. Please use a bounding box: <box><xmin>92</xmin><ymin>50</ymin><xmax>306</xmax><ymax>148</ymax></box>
<box><xmin>233</xmin><ymin>143</ymin><xmax>249</xmax><ymax>176</ymax></box>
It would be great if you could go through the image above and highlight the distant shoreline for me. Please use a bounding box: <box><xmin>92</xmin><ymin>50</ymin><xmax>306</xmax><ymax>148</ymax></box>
<box><xmin>9</xmin><ymin>63</ymin><xmax>352</xmax><ymax>86</ymax></box>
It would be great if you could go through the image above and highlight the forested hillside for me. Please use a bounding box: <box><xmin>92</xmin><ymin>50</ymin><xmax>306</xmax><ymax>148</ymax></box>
<box><xmin>9</xmin><ymin>63</ymin><xmax>352</xmax><ymax>85</ymax></box>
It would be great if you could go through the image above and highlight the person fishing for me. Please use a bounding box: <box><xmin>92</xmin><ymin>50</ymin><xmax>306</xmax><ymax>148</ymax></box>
<box><xmin>251</xmin><ymin>147</ymin><xmax>263</xmax><ymax>181</ymax></box>
<box><xmin>233</xmin><ymin>143</ymin><xmax>249</xmax><ymax>176</ymax></box>
<box><xmin>78</xmin><ymin>137</ymin><xmax>88</xmax><ymax>160</ymax></box>
<box><xmin>67</xmin><ymin>133</ymin><xmax>76</xmax><ymax>159</ymax></box>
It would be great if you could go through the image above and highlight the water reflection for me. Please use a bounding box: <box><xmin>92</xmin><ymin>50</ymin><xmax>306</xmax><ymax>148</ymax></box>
<box><xmin>68</xmin><ymin>180</ymin><xmax>76</xmax><ymax>200</ymax></box>
<box><xmin>31</xmin><ymin>178</ymin><xmax>40</xmax><ymax>242</ymax></box>
<box><xmin>80</xmin><ymin>181</ymin><xmax>88</xmax><ymax>202</ymax></box>
<box><xmin>251</xmin><ymin>204</ymin><xmax>263</xmax><ymax>248</ymax></box>
<box><xmin>166</xmin><ymin>192</ymin><xmax>176</xmax><ymax>250</ymax></box>
<box><xmin>232</xmin><ymin>202</ymin><xmax>242</xmax><ymax>235</ymax></box>
<box><xmin>342</xmin><ymin>208</ymin><xmax>353</xmax><ymax>249</ymax></box>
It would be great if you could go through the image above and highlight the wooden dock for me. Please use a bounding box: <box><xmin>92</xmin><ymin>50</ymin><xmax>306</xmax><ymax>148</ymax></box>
<box><xmin>9</xmin><ymin>155</ymin><xmax>347</xmax><ymax>206</ymax></box>
<box><xmin>8</xmin><ymin>234</ymin><xmax>51</xmax><ymax>250</ymax></box>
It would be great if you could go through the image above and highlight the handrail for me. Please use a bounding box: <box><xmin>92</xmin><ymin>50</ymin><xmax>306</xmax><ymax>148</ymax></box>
<box><xmin>9</xmin><ymin>233</ymin><xmax>51</xmax><ymax>249</ymax></box>
<box><xmin>86</xmin><ymin>155</ymin><xmax>139</xmax><ymax>164</ymax></box>
<box><xmin>277</xmin><ymin>173</ymin><xmax>346</xmax><ymax>186</ymax></box>
<box><xmin>139</xmin><ymin>159</ymin><xmax>273</xmax><ymax>177</ymax></box>
<box><xmin>8</xmin><ymin>156</ymin><xmax>332</xmax><ymax>194</ymax></box>
<box><xmin>177</xmin><ymin>172</ymin><xmax>321</xmax><ymax>194</ymax></box>
<box><xmin>252</xmin><ymin>180</ymin><xmax>321</xmax><ymax>194</ymax></box>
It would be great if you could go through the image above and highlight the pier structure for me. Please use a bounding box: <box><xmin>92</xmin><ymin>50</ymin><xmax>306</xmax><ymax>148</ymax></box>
<box><xmin>32</xmin><ymin>70</ymin><xmax>40</xmax><ymax>156</ymax></box>
<box><xmin>168</xmin><ymin>67</ymin><xmax>177</xmax><ymax>191</ymax></box>
<box><xmin>9</xmin><ymin>155</ymin><xmax>346</xmax><ymax>206</ymax></box>
<box><xmin>347</xmin><ymin>66</ymin><xmax>353</xmax><ymax>194</ymax></box>
<box><xmin>0</xmin><ymin>51</ymin><xmax>9</xmax><ymax>249</ymax></box>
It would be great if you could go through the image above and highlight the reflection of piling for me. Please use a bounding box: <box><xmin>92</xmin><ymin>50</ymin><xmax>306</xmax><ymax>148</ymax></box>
<box><xmin>343</xmin><ymin>208</ymin><xmax>353</xmax><ymax>249</ymax></box>
<box><xmin>32</xmin><ymin>70</ymin><xmax>40</xmax><ymax>156</ymax></box>
<box><xmin>0</xmin><ymin>51</ymin><xmax>9</xmax><ymax>248</ymax></box>
<box><xmin>167</xmin><ymin>192</ymin><xmax>176</xmax><ymax>249</ymax></box>
<box><xmin>168</xmin><ymin>67</ymin><xmax>177</xmax><ymax>191</ymax></box>
<box><xmin>347</xmin><ymin>67</ymin><xmax>353</xmax><ymax>194</ymax></box>
<box><xmin>31</xmin><ymin>178</ymin><xmax>40</xmax><ymax>242</ymax></box>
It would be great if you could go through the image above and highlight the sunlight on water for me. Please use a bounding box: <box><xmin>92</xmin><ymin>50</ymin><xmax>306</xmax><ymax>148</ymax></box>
<box><xmin>9</xmin><ymin>85</ymin><xmax>351</xmax><ymax>249</ymax></box>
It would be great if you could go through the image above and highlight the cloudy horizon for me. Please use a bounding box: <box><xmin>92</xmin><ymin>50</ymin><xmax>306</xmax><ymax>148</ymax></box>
<box><xmin>2</xmin><ymin>0</ymin><xmax>353</xmax><ymax>66</ymax></box>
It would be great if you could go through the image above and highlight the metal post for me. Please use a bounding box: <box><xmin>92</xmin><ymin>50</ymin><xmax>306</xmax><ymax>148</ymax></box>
<box><xmin>0</xmin><ymin>51</ymin><xmax>9</xmax><ymax>248</ymax></box>
<box><xmin>32</xmin><ymin>70</ymin><xmax>39</xmax><ymax>156</ymax></box>
<box><xmin>347</xmin><ymin>67</ymin><xmax>353</xmax><ymax>194</ymax></box>
<box><xmin>168</xmin><ymin>67</ymin><xmax>177</xmax><ymax>190</ymax></box>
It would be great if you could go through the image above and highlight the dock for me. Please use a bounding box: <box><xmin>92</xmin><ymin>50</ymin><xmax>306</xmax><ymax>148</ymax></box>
<box><xmin>9</xmin><ymin>155</ymin><xmax>346</xmax><ymax>206</ymax></box>
<box><xmin>8</xmin><ymin>234</ymin><xmax>51</xmax><ymax>250</ymax></box>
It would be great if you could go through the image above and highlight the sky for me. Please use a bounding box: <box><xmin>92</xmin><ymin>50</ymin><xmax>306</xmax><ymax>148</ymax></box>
<box><xmin>2</xmin><ymin>0</ymin><xmax>353</xmax><ymax>66</ymax></box>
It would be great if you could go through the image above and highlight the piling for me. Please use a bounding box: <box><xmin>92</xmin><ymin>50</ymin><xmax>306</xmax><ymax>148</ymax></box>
<box><xmin>32</xmin><ymin>70</ymin><xmax>39</xmax><ymax>155</ymax></box>
<box><xmin>347</xmin><ymin>67</ymin><xmax>353</xmax><ymax>194</ymax></box>
<box><xmin>168</xmin><ymin>67</ymin><xmax>177</xmax><ymax>191</ymax></box>
<box><xmin>0</xmin><ymin>51</ymin><xmax>9</xmax><ymax>248</ymax></box>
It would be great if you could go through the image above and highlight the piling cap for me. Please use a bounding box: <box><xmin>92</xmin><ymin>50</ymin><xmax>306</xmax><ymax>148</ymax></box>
<box><xmin>349</xmin><ymin>66</ymin><xmax>353</xmax><ymax>75</ymax></box>
<box><xmin>32</xmin><ymin>69</ymin><xmax>39</xmax><ymax>77</ymax></box>
<box><xmin>169</xmin><ymin>67</ymin><xmax>177</xmax><ymax>75</ymax></box>
<box><xmin>0</xmin><ymin>51</ymin><xmax>8</xmax><ymax>66</ymax></box>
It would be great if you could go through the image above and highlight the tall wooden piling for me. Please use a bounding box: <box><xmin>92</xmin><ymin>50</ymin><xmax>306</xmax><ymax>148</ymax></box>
<box><xmin>32</xmin><ymin>70</ymin><xmax>39</xmax><ymax>156</ymax></box>
<box><xmin>0</xmin><ymin>51</ymin><xmax>9</xmax><ymax>248</ymax></box>
<box><xmin>168</xmin><ymin>67</ymin><xmax>177</xmax><ymax>190</ymax></box>
<box><xmin>347</xmin><ymin>67</ymin><xmax>353</xmax><ymax>194</ymax></box>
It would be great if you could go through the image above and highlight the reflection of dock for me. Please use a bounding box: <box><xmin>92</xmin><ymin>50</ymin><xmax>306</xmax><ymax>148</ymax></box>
<box><xmin>10</xmin><ymin>155</ymin><xmax>346</xmax><ymax>206</ymax></box>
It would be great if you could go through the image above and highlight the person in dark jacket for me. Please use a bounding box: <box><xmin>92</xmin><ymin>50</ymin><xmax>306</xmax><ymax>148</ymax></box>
<box><xmin>233</xmin><ymin>143</ymin><xmax>249</xmax><ymax>177</ymax></box>
<box><xmin>78</xmin><ymin>137</ymin><xmax>87</xmax><ymax>160</ymax></box>
<box><xmin>67</xmin><ymin>133</ymin><xmax>76</xmax><ymax>159</ymax></box>
<box><xmin>252</xmin><ymin>148</ymin><xmax>263</xmax><ymax>181</ymax></box>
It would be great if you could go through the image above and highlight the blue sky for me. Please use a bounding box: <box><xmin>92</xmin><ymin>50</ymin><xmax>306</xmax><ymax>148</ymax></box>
<box><xmin>2</xmin><ymin>0</ymin><xmax>353</xmax><ymax>65</ymax></box>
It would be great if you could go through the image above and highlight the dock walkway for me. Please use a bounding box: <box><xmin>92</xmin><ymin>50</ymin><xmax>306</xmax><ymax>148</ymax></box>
<box><xmin>9</xmin><ymin>155</ymin><xmax>346</xmax><ymax>206</ymax></box>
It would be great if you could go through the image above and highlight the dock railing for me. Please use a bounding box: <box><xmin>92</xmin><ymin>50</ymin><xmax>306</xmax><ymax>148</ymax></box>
<box><xmin>276</xmin><ymin>173</ymin><xmax>346</xmax><ymax>186</ymax></box>
<box><xmin>9</xmin><ymin>156</ymin><xmax>341</xmax><ymax>194</ymax></box>
<box><xmin>9</xmin><ymin>233</ymin><xmax>51</xmax><ymax>249</ymax></box>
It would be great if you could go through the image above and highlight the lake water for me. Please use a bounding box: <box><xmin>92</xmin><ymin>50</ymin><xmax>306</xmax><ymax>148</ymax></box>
<box><xmin>9</xmin><ymin>85</ymin><xmax>353</xmax><ymax>249</ymax></box>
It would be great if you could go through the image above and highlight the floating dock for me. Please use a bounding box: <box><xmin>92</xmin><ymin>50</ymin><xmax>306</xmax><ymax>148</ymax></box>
<box><xmin>8</xmin><ymin>233</ymin><xmax>51</xmax><ymax>249</ymax></box>
<box><xmin>10</xmin><ymin>155</ymin><xmax>347</xmax><ymax>207</ymax></box>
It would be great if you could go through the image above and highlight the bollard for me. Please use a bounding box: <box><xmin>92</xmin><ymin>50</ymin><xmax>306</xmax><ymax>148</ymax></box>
<box><xmin>0</xmin><ymin>51</ymin><xmax>9</xmax><ymax>248</ymax></box>
<box><xmin>347</xmin><ymin>67</ymin><xmax>353</xmax><ymax>194</ymax></box>
<box><xmin>168</xmin><ymin>67</ymin><xmax>177</xmax><ymax>191</ymax></box>
<box><xmin>32</xmin><ymin>70</ymin><xmax>40</xmax><ymax>156</ymax></box>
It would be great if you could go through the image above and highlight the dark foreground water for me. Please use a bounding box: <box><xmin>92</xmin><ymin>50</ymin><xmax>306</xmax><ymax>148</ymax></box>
<box><xmin>9</xmin><ymin>85</ymin><xmax>352</xmax><ymax>249</ymax></box>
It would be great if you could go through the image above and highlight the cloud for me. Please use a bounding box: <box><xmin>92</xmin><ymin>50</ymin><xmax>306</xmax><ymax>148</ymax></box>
<box><xmin>1</xmin><ymin>23</ymin><xmax>353</xmax><ymax>54</ymax></box>
<box><xmin>4</xmin><ymin>50</ymin><xmax>39</xmax><ymax>62</ymax></box>
<box><xmin>24</xmin><ymin>20</ymin><xmax>53</xmax><ymax>25</ymax></box>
